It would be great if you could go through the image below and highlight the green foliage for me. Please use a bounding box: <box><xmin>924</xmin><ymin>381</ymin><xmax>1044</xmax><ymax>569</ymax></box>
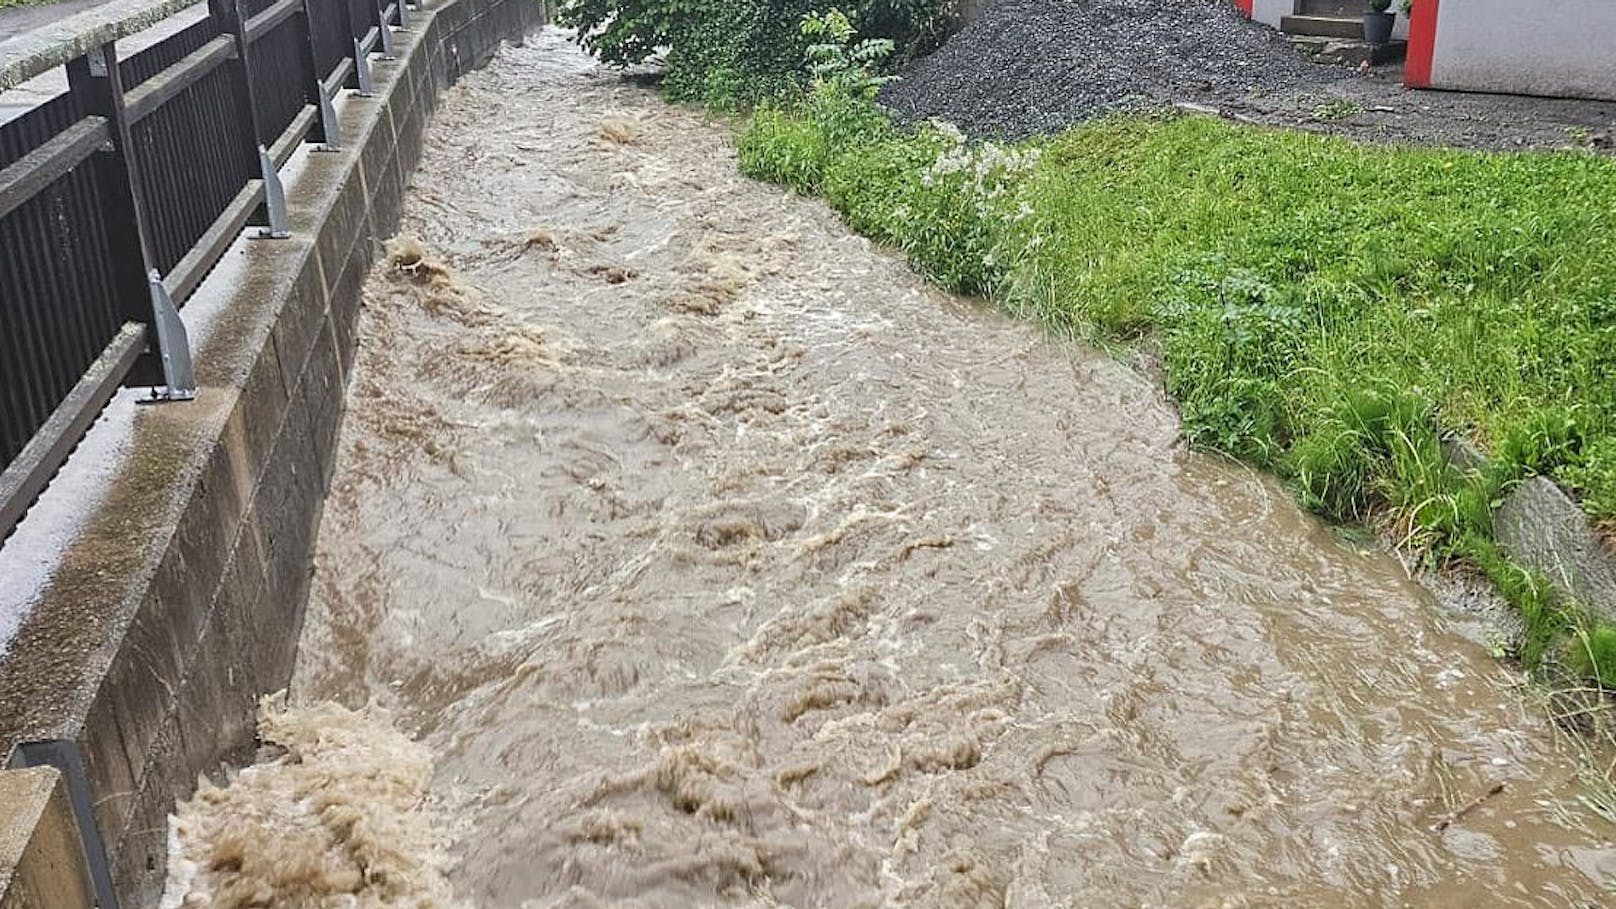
<box><xmin>1311</xmin><ymin>99</ymin><xmax>1363</xmax><ymax>122</ymax></box>
<box><xmin>739</xmin><ymin>88</ymin><xmax>1616</xmax><ymax>685</ymax></box>
<box><xmin>559</xmin><ymin>0</ymin><xmax>957</xmax><ymax>106</ymax></box>
<box><xmin>1572</xmin><ymin>623</ymin><xmax>1616</xmax><ymax>689</ymax></box>
<box><xmin>803</xmin><ymin>9</ymin><xmax>897</xmax><ymax>97</ymax></box>
<box><xmin>556</xmin><ymin>0</ymin><xmax>695</xmax><ymax>67</ymax></box>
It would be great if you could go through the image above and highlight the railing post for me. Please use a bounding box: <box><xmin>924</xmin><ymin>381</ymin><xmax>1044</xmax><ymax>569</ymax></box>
<box><xmin>374</xmin><ymin>0</ymin><xmax>395</xmax><ymax>58</ymax></box>
<box><xmin>294</xmin><ymin>0</ymin><xmax>333</xmax><ymax>145</ymax></box>
<box><xmin>66</xmin><ymin>45</ymin><xmax>169</xmax><ymax>390</ymax></box>
<box><xmin>210</xmin><ymin>0</ymin><xmax>279</xmax><ymax>236</ymax></box>
<box><xmin>209</xmin><ymin>0</ymin><xmax>267</xmax><ymax>151</ymax></box>
<box><xmin>338</xmin><ymin>0</ymin><xmax>361</xmax><ymax>90</ymax></box>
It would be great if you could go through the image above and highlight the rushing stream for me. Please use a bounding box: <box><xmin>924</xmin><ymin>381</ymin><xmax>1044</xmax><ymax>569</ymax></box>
<box><xmin>170</xmin><ymin>29</ymin><xmax>1616</xmax><ymax>908</ymax></box>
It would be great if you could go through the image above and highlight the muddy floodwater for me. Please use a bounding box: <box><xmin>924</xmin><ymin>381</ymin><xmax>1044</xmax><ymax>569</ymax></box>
<box><xmin>272</xmin><ymin>30</ymin><xmax>1616</xmax><ymax>909</ymax></box>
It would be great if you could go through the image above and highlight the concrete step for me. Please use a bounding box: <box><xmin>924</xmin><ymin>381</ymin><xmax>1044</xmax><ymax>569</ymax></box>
<box><xmin>1287</xmin><ymin>34</ymin><xmax>1408</xmax><ymax>67</ymax></box>
<box><xmin>1281</xmin><ymin>14</ymin><xmax>1368</xmax><ymax>39</ymax></box>
<box><xmin>1297</xmin><ymin>0</ymin><xmax>1369</xmax><ymax>16</ymax></box>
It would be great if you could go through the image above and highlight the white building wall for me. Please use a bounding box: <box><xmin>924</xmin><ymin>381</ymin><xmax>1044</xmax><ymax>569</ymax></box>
<box><xmin>1427</xmin><ymin>0</ymin><xmax>1616</xmax><ymax>100</ymax></box>
<box><xmin>1251</xmin><ymin>0</ymin><xmax>1291</xmax><ymax>28</ymax></box>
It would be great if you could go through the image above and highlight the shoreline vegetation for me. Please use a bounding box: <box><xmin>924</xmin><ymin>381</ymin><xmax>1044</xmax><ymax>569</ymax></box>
<box><xmin>561</xmin><ymin>2</ymin><xmax>1616</xmax><ymax>685</ymax></box>
<box><xmin>738</xmin><ymin>94</ymin><xmax>1616</xmax><ymax>687</ymax></box>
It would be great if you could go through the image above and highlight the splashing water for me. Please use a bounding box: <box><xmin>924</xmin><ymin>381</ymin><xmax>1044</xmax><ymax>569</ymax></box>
<box><xmin>161</xmin><ymin>697</ymin><xmax>459</xmax><ymax>909</ymax></box>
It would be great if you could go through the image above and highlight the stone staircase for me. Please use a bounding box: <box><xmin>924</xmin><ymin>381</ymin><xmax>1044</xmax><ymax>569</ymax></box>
<box><xmin>1280</xmin><ymin>0</ymin><xmax>1407</xmax><ymax>67</ymax></box>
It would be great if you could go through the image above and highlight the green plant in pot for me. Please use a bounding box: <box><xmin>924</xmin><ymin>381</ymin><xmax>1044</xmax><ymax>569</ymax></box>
<box><xmin>1364</xmin><ymin>0</ymin><xmax>1396</xmax><ymax>44</ymax></box>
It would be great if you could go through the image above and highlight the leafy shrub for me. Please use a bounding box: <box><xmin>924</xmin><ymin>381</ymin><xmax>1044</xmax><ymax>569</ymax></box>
<box><xmin>558</xmin><ymin>0</ymin><xmax>959</xmax><ymax>106</ymax></box>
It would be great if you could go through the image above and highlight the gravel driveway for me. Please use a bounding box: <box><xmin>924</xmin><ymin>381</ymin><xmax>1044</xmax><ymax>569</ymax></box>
<box><xmin>879</xmin><ymin>0</ymin><xmax>1616</xmax><ymax>152</ymax></box>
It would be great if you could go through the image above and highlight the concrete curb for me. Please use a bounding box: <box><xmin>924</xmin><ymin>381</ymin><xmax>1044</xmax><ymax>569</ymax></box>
<box><xmin>1443</xmin><ymin>435</ymin><xmax>1616</xmax><ymax>625</ymax></box>
<box><xmin>0</xmin><ymin>0</ymin><xmax>547</xmax><ymax>904</ymax></box>
<box><xmin>1495</xmin><ymin>477</ymin><xmax>1616</xmax><ymax>626</ymax></box>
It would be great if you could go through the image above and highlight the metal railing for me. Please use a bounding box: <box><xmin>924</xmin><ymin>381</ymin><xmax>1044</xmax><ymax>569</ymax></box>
<box><xmin>0</xmin><ymin>0</ymin><xmax>410</xmax><ymax>543</ymax></box>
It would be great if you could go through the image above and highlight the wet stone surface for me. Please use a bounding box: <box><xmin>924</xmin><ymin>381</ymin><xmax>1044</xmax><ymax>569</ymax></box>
<box><xmin>282</xmin><ymin>29</ymin><xmax>1616</xmax><ymax>909</ymax></box>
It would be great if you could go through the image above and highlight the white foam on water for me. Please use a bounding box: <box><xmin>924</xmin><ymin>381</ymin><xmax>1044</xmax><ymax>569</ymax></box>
<box><xmin>161</xmin><ymin>697</ymin><xmax>463</xmax><ymax>909</ymax></box>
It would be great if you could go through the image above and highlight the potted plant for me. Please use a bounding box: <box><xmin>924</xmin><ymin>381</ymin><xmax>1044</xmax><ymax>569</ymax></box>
<box><xmin>1364</xmin><ymin>0</ymin><xmax>1396</xmax><ymax>44</ymax></box>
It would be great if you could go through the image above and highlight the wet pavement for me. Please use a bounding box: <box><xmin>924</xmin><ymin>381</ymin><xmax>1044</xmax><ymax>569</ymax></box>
<box><xmin>172</xmin><ymin>29</ymin><xmax>1616</xmax><ymax>909</ymax></box>
<box><xmin>0</xmin><ymin>0</ymin><xmax>111</xmax><ymax>40</ymax></box>
<box><xmin>0</xmin><ymin>0</ymin><xmax>204</xmax><ymax>122</ymax></box>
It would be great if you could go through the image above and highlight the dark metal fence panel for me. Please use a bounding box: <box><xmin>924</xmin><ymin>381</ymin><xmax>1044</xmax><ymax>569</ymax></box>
<box><xmin>0</xmin><ymin>108</ymin><xmax>123</xmax><ymax>468</ymax></box>
<box><xmin>348</xmin><ymin>0</ymin><xmax>378</xmax><ymax>44</ymax></box>
<box><xmin>0</xmin><ymin>93</ymin><xmax>84</xmax><ymax>168</ymax></box>
<box><xmin>306</xmin><ymin>0</ymin><xmax>354</xmax><ymax>81</ymax></box>
<box><xmin>126</xmin><ymin>55</ymin><xmax>258</xmax><ymax>277</ymax></box>
<box><xmin>248</xmin><ymin>15</ymin><xmax>314</xmax><ymax>144</ymax></box>
<box><xmin>119</xmin><ymin>17</ymin><xmax>222</xmax><ymax>88</ymax></box>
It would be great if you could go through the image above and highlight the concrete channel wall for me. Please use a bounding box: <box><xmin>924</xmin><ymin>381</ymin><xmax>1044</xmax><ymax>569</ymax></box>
<box><xmin>0</xmin><ymin>0</ymin><xmax>548</xmax><ymax>904</ymax></box>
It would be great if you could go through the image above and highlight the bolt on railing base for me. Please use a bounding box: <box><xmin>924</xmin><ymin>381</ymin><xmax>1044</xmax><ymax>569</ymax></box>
<box><xmin>353</xmin><ymin>39</ymin><xmax>374</xmax><ymax>97</ymax></box>
<box><xmin>254</xmin><ymin>145</ymin><xmax>291</xmax><ymax>239</ymax></box>
<box><xmin>141</xmin><ymin>270</ymin><xmax>198</xmax><ymax>403</ymax></box>
<box><xmin>316</xmin><ymin>83</ymin><xmax>342</xmax><ymax>151</ymax></box>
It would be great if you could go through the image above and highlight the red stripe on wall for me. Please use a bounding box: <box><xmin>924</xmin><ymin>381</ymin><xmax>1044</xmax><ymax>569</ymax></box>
<box><xmin>1405</xmin><ymin>0</ymin><xmax>1439</xmax><ymax>87</ymax></box>
<box><xmin>1234</xmin><ymin>0</ymin><xmax>1254</xmax><ymax>17</ymax></box>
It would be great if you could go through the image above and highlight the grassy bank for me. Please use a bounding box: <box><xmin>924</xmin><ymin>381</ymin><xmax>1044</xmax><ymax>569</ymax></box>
<box><xmin>738</xmin><ymin>86</ymin><xmax>1616</xmax><ymax>684</ymax></box>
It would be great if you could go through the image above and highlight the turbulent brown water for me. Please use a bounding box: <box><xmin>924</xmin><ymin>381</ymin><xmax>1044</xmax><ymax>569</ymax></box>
<box><xmin>239</xmin><ymin>29</ymin><xmax>1616</xmax><ymax>908</ymax></box>
<box><xmin>161</xmin><ymin>699</ymin><xmax>460</xmax><ymax>909</ymax></box>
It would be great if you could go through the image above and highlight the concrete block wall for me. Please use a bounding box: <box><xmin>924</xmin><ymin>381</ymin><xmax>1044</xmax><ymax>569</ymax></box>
<box><xmin>0</xmin><ymin>0</ymin><xmax>547</xmax><ymax>905</ymax></box>
<box><xmin>1407</xmin><ymin>0</ymin><xmax>1616</xmax><ymax>100</ymax></box>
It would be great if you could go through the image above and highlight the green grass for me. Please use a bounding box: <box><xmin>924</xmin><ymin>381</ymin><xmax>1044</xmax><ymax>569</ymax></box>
<box><xmin>738</xmin><ymin>90</ymin><xmax>1616</xmax><ymax>684</ymax></box>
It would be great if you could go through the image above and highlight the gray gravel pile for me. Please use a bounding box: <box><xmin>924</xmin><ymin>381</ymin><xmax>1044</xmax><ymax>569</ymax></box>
<box><xmin>879</xmin><ymin>0</ymin><xmax>1348</xmax><ymax>137</ymax></box>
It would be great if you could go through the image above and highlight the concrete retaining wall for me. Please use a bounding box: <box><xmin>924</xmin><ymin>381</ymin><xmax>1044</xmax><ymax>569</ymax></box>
<box><xmin>0</xmin><ymin>0</ymin><xmax>546</xmax><ymax>904</ymax></box>
<box><xmin>1407</xmin><ymin>0</ymin><xmax>1616</xmax><ymax>100</ymax></box>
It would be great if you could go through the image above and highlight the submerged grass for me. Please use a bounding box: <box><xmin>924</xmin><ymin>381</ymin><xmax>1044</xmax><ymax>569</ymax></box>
<box><xmin>739</xmin><ymin>90</ymin><xmax>1616</xmax><ymax>684</ymax></box>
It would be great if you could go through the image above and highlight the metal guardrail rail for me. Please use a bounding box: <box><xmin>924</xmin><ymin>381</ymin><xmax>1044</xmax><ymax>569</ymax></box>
<box><xmin>0</xmin><ymin>0</ymin><xmax>412</xmax><ymax>544</ymax></box>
